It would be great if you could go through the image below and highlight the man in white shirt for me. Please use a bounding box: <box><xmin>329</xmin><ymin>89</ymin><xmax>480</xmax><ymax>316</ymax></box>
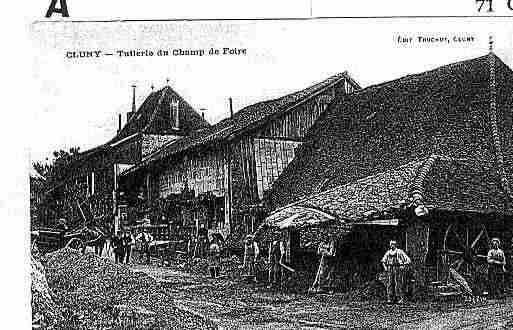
<box><xmin>381</xmin><ymin>240</ymin><xmax>411</xmax><ymax>304</ymax></box>
<box><xmin>487</xmin><ymin>237</ymin><xmax>506</xmax><ymax>298</ymax></box>
<box><xmin>243</xmin><ymin>234</ymin><xmax>260</xmax><ymax>282</ymax></box>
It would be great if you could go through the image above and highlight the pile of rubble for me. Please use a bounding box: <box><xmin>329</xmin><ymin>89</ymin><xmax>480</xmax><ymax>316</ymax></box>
<box><xmin>31</xmin><ymin>255</ymin><xmax>63</xmax><ymax>328</ymax></box>
<box><xmin>41</xmin><ymin>248</ymin><xmax>216</xmax><ymax>329</ymax></box>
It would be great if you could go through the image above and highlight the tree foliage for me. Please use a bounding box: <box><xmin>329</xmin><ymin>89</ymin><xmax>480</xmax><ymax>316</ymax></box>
<box><xmin>32</xmin><ymin>147</ymin><xmax>81</xmax><ymax>186</ymax></box>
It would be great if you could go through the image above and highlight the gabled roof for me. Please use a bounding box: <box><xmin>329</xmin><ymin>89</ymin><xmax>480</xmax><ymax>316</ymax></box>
<box><xmin>62</xmin><ymin>86</ymin><xmax>210</xmax><ymax>175</ymax></box>
<box><xmin>112</xmin><ymin>85</ymin><xmax>210</xmax><ymax>142</ymax></box>
<box><xmin>260</xmin><ymin>155</ymin><xmax>508</xmax><ymax>231</ymax></box>
<box><xmin>266</xmin><ymin>54</ymin><xmax>513</xmax><ymax>209</ymax></box>
<box><xmin>124</xmin><ymin>71</ymin><xmax>359</xmax><ymax>172</ymax></box>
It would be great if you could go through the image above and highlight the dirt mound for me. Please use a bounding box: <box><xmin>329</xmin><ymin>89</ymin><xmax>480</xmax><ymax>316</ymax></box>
<box><xmin>343</xmin><ymin>280</ymin><xmax>386</xmax><ymax>301</ymax></box>
<box><xmin>31</xmin><ymin>255</ymin><xmax>63</xmax><ymax>328</ymax></box>
<box><xmin>42</xmin><ymin>248</ymin><xmax>216</xmax><ymax>329</ymax></box>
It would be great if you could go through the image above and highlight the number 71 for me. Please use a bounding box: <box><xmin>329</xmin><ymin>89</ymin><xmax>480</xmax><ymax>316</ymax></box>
<box><xmin>476</xmin><ymin>0</ymin><xmax>493</xmax><ymax>12</ymax></box>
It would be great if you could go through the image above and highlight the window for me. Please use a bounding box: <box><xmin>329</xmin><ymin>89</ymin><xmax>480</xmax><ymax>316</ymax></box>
<box><xmin>170</xmin><ymin>99</ymin><xmax>180</xmax><ymax>129</ymax></box>
<box><xmin>86</xmin><ymin>171</ymin><xmax>95</xmax><ymax>196</ymax></box>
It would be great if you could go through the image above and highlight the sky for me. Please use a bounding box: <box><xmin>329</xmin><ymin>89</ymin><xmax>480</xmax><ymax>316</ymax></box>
<box><xmin>29</xmin><ymin>18</ymin><xmax>513</xmax><ymax>164</ymax></box>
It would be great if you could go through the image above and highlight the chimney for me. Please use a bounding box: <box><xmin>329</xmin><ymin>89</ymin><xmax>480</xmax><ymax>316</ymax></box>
<box><xmin>131</xmin><ymin>84</ymin><xmax>136</xmax><ymax>112</ymax></box>
<box><xmin>229</xmin><ymin>97</ymin><xmax>234</xmax><ymax>118</ymax></box>
<box><xmin>118</xmin><ymin>113</ymin><xmax>122</xmax><ymax>132</ymax></box>
<box><xmin>200</xmin><ymin>108</ymin><xmax>206</xmax><ymax>121</ymax></box>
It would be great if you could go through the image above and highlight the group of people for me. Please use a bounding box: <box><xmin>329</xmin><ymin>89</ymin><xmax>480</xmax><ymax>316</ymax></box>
<box><xmin>111</xmin><ymin>229</ymin><xmax>154</xmax><ymax>264</ymax></box>
<box><xmin>381</xmin><ymin>237</ymin><xmax>512</xmax><ymax>304</ymax></box>
<box><xmin>190</xmin><ymin>224</ymin><xmax>224</xmax><ymax>279</ymax></box>
<box><xmin>111</xmin><ymin>230</ymin><xmax>135</xmax><ymax>264</ymax></box>
<box><xmin>242</xmin><ymin>233</ymin><xmax>290</xmax><ymax>287</ymax></box>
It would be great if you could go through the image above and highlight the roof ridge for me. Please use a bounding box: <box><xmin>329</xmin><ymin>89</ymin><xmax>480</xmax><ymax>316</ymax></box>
<box><xmin>349</xmin><ymin>54</ymin><xmax>490</xmax><ymax>98</ymax></box>
<box><xmin>408</xmin><ymin>154</ymin><xmax>486</xmax><ymax>211</ymax></box>
<box><xmin>142</xmin><ymin>87</ymin><xmax>169</xmax><ymax>133</ymax></box>
<box><xmin>486</xmin><ymin>52</ymin><xmax>512</xmax><ymax>207</ymax></box>
<box><xmin>232</xmin><ymin>72</ymin><xmax>348</xmax><ymax>119</ymax></box>
<box><xmin>409</xmin><ymin>155</ymin><xmax>439</xmax><ymax>209</ymax></box>
<box><xmin>271</xmin><ymin>158</ymin><xmax>428</xmax><ymax>215</ymax></box>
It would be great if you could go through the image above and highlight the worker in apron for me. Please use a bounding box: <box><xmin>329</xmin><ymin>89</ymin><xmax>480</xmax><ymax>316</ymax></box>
<box><xmin>381</xmin><ymin>240</ymin><xmax>411</xmax><ymax>304</ymax></box>
<box><xmin>310</xmin><ymin>235</ymin><xmax>336</xmax><ymax>293</ymax></box>
<box><xmin>487</xmin><ymin>238</ymin><xmax>506</xmax><ymax>299</ymax></box>
<box><xmin>243</xmin><ymin>234</ymin><xmax>260</xmax><ymax>283</ymax></box>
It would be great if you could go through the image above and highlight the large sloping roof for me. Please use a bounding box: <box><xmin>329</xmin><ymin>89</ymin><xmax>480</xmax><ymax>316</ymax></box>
<box><xmin>261</xmin><ymin>155</ymin><xmax>508</xmax><ymax>231</ymax></box>
<box><xmin>266</xmin><ymin>54</ymin><xmax>513</xmax><ymax>209</ymax></box>
<box><xmin>124</xmin><ymin>71</ymin><xmax>359</xmax><ymax>172</ymax></box>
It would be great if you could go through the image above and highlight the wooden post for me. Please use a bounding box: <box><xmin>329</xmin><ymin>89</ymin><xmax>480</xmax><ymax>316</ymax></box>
<box><xmin>405</xmin><ymin>221</ymin><xmax>430</xmax><ymax>294</ymax></box>
<box><xmin>223</xmin><ymin>146</ymin><xmax>232</xmax><ymax>235</ymax></box>
<box><xmin>113</xmin><ymin>163</ymin><xmax>119</xmax><ymax>233</ymax></box>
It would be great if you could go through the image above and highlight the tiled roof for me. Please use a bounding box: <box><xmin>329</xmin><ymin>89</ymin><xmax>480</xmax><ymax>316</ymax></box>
<box><xmin>261</xmin><ymin>155</ymin><xmax>510</xmax><ymax>231</ymax></box>
<box><xmin>266</xmin><ymin>54</ymin><xmax>513</xmax><ymax>209</ymax></box>
<box><xmin>262</xmin><ymin>159</ymin><xmax>422</xmax><ymax>229</ymax></box>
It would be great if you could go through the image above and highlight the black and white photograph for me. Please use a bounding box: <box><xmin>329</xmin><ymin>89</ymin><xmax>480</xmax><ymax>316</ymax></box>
<box><xmin>18</xmin><ymin>3</ymin><xmax>513</xmax><ymax>329</ymax></box>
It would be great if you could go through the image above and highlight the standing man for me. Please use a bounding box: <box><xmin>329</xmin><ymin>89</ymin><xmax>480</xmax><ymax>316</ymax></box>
<box><xmin>268</xmin><ymin>234</ymin><xmax>285</xmax><ymax>288</ymax></box>
<box><xmin>487</xmin><ymin>237</ymin><xmax>506</xmax><ymax>299</ymax></box>
<box><xmin>208</xmin><ymin>235</ymin><xmax>221</xmax><ymax>279</ymax></box>
<box><xmin>56</xmin><ymin>218</ymin><xmax>69</xmax><ymax>249</ymax></box>
<box><xmin>243</xmin><ymin>234</ymin><xmax>260</xmax><ymax>283</ymax></box>
<box><xmin>136</xmin><ymin>228</ymin><xmax>154</xmax><ymax>264</ymax></box>
<box><xmin>194</xmin><ymin>224</ymin><xmax>209</xmax><ymax>259</ymax></box>
<box><xmin>381</xmin><ymin>240</ymin><xmax>411</xmax><ymax>304</ymax></box>
<box><xmin>123</xmin><ymin>230</ymin><xmax>135</xmax><ymax>264</ymax></box>
<box><xmin>111</xmin><ymin>231</ymin><xmax>125</xmax><ymax>264</ymax></box>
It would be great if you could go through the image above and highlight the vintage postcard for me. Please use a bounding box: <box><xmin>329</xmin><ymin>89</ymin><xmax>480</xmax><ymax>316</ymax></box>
<box><xmin>22</xmin><ymin>1</ymin><xmax>513</xmax><ymax>329</ymax></box>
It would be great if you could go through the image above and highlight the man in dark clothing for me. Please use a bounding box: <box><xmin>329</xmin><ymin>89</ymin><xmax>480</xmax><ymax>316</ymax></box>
<box><xmin>111</xmin><ymin>232</ymin><xmax>125</xmax><ymax>264</ymax></box>
<box><xmin>136</xmin><ymin>229</ymin><xmax>153</xmax><ymax>264</ymax></box>
<box><xmin>268</xmin><ymin>236</ymin><xmax>285</xmax><ymax>287</ymax></box>
<box><xmin>122</xmin><ymin>230</ymin><xmax>135</xmax><ymax>264</ymax></box>
<box><xmin>195</xmin><ymin>224</ymin><xmax>209</xmax><ymax>258</ymax></box>
<box><xmin>56</xmin><ymin>218</ymin><xmax>69</xmax><ymax>248</ymax></box>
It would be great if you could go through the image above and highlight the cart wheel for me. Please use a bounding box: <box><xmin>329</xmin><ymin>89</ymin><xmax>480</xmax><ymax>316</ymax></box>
<box><xmin>441</xmin><ymin>222</ymin><xmax>489</xmax><ymax>289</ymax></box>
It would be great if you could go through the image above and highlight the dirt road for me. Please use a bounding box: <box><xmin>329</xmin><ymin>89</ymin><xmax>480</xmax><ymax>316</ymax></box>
<box><xmin>132</xmin><ymin>264</ymin><xmax>513</xmax><ymax>329</ymax></box>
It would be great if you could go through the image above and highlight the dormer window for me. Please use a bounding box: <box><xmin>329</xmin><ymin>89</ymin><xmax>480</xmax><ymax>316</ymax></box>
<box><xmin>170</xmin><ymin>99</ymin><xmax>180</xmax><ymax>129</ymax></box>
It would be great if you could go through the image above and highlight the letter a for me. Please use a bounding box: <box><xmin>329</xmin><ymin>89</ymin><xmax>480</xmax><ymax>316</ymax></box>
<box><xmin>46</xmin><ymin>0</ymin><xmax>69</xmax><ymax>18</ymax></box>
